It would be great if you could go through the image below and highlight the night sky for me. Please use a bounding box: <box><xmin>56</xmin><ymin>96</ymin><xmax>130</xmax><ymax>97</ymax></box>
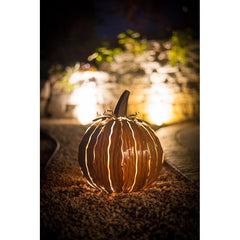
<box><xmin>40</xmin><ymin>0</ymin><xmax>199</xmax><ymax>80</ymax></box>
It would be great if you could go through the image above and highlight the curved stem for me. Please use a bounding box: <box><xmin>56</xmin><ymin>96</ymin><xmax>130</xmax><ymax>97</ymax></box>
<box><xmin>114</xmin><ymin>90</ymin><xmax>130</xmax><ymax>117</ymax></box>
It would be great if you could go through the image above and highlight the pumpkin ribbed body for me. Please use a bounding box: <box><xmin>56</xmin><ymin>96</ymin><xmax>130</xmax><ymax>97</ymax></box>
<box><xmin>78</xmin><ymin>117</ymin><xmax>164</xmax><ymax>193</ymax></box>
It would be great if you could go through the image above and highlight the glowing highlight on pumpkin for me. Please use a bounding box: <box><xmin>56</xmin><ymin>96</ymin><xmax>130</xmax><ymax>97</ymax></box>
<box><xmin>107</xmin><ymin>121</ymin><xmax>116</xmax><ymax>192</ymax></box>
<box><xmin>93</xmin><ymin>125</ymin><xmax>104</xmax><ymax>164</ymax></box>
<box><xmin>162</xmin><ymin>152</ymin><xmax>165</xmax><ymax>163</ymax></box>
<box><xmin>146</xmin><ymin>143</ymin><xmax>151</xmax><ymax>177</ymax></box>
<box><xmin>138</xmin><ymin>121</ymin><xmax>159</xmax><ymax>184</ymax></box>
<box><xmin>86</xmin><ymin>180</ymin><xmax>96</xmax><ymax>189</ymax></box>
<box><xmin>120</xmin><ymin>118</ymin><xmax>124</xmax><ymax>174</ymax></box>
<box><xmin>140</xmin><ymin>121</ymin><xmax>159</xmax><ymax>162</ymax></box>
<box><xmin>85</xmin><ymin>121</ymin><xmax>101</xmax><ymax>190</ymax></box>
<box><xmin>87</xmin><ymin>123</ymin><xmax>109</xmax><ymax>194</ymax></box>
<box><xmin>135</xmin><ymin>120</ymin><xmax>152</xmax><ymax>182</ymax></box>
<box><xmin>127</xmin><ymin>121</ymin><xmax>138</xmax><ymax>192</ymax></box>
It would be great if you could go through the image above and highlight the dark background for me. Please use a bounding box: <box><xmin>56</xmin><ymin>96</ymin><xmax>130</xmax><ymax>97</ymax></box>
<box><xmin>40</xmin><ymin>0</ymin><xmax>199</xmax><ymax>80</ymax></box>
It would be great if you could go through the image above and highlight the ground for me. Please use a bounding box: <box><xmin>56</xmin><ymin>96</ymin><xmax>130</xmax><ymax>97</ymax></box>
<box><xmin>40</xmin><ymin>119</ymin><xmax>199</xmax><ymax>240</ymax></box>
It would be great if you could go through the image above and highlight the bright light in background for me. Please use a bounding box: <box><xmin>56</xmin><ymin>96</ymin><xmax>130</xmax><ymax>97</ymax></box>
<box><xmin>69</xmin><ymin>71</ymin><xmax>109</xmax><ymax>84</ymax></box>
<box><xmin>68</xmin><ymin>71</ymin><xmax>110</xmax><ymax>125</ymax></box>
<box><xmin>148</xmin><ymin>102</ymin><xmax>173</xmax><ymax>125</ymax></box>
<box><xmin>70</xmin><ymin>82</ymin><xmax>97</xmax><ymax>125</ymax></box>
<box><xmin>65</xmin><ymin>69</ymin><xmax>176</xmax><ymax>125</ymax></box>
<box><xmin>147</xmin><ymin>85</ymin><xmax>174</xmax><ymax>125</ymax></box>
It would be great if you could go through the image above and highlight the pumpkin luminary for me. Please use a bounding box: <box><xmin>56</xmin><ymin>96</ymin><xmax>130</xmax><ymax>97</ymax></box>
<box><xmin>78</xmin><ymin>90</ymin><xmax>164</xmax><ymax>193</ymax></box>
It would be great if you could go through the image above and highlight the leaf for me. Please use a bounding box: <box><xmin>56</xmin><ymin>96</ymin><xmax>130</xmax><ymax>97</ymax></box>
<box><xmin>113</xmin><ymin>48</ymin><xmax>122</xmax><ymax>54</ymax></box>
<box><xmin>126</xmin><ymin>29</ymin><xmax>134</xmax><ymax>35</ymax></box>
<box><xmin>106</xmin><ymin>56</ymin><xmax>113</xmax><ymax>62</ymax></box>
<box><xmin>117</xmin><ymin>33</ymin><xmax>126</xmax><ymax>39</ymax></box>
<box><xmin>131</xmin><ymin>32</ymin><xmax>140</xmax><ymax>38</ymax></box>
<box><xmin>96</xmin><ymin>55</ymin><xmax>102</xmax><ymax>62</ymax></box>
<box><xmin>87</xmin><ymin>52</ymin><xmax>98</xmax><ymax>61</ymax></box>
<box><xmin>118</xmin><ymin>39</ymin><xmax>126</xmax><ymax>45</ymax></box>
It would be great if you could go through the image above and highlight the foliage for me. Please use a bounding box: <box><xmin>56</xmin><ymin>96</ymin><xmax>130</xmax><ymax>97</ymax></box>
<box><xmin>168</xmin><ymin>29</ymin><xmax>192</xmax><ymax>66</ymax></box>
<box><xmin>88</xmin><ymin>46</ymin><xmax>122</xmax><ymax>64</ymax></box>
<box><xmin>60</xmin><ymin>66</ymin><xmax>76</xmax><ymax>93</ymax></box>
<box><xmin>88</xmin><ymin>29</ymin><xmax>147</xmax><ymax>64</ymax></box>
<box><xmin>117</xmin><ymin>29</ymin><xmax>147</xmax><ymax>55</ymax></box>
<box><xmin>48</xmin><ymin>64</ymin><xmax>64</xmax><ymax>76</ymax></box>
<box><xmin>49</xmin><ymin>62</ymin><xmax>97</xmax><ymax>93</ymax></box>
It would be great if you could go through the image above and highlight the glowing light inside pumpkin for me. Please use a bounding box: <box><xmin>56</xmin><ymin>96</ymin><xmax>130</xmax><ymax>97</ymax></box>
<box><xmin>148</xmin><ymin>85</ymin><xmax>174</xmax><ymax>125</ymax></box>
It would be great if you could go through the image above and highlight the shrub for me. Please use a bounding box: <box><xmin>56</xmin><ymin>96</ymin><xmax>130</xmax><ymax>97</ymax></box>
<box><xmin>88</xmin><ymin>29</ymin><xmax>147</xmax><ymax>65</ymax></box>
<box><xmin>168</xmin><ymin>28</ymin><xmax>192</xmax><ymax>66</ymax></box>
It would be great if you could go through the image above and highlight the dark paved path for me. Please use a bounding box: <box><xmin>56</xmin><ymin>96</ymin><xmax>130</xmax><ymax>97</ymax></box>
<box><xmin>40</xmin><ymin>119</ymin><xmax>199</xmax><ymax>240</ymax></box>
<box><xmin>156</xmin><ymin>121</ymin><xmax>199</xmax><ymax>185</ymax></box>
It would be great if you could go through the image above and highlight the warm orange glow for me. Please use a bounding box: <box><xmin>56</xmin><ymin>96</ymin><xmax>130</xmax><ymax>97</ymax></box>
<box><xmin>68</xmin><ymin>71</ymin><xmax>109</xmax><ymax>84</ymax></box>
<box><xmin>148</xmin><ymin>102</ymin><xmax>173</xmax><ymax>125</ymax></box>
<box><xmin>70</xmin><ymin>82</ymin><xmax>97</xmax><ymax>125</ymax></box>
<box><xmin>67</xmin><ymin>69</ymin><xmax>177</xmax><ymax>125</ymax></box>
<box><xmin>68</xmin><ymin>71</ymin><xmax>109</xmax><ymax>125</ymax></box>
<box><xmin>147</xmin><ymin>85</ymin><xmax>174</xmax><ymax>125</ymax></box>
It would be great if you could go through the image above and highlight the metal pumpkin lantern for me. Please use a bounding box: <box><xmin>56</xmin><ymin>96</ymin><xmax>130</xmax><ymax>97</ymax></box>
<box><xmin>78</xmin><ymin>90</ymin><xmax>164</xmax><ymax>193</ymax></box>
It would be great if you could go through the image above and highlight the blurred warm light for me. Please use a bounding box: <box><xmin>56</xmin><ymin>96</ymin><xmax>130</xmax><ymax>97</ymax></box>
<box><xmin>147</xmin><ymin>85</ymin><xmax>174</xmax><ymax>125</ymax></box>
<box><xmin>148</xmin><ymin>102</ymin><xmax>172</xmax><ymax>125</ymax></box>
<box><xmin>66</xmin><ymin>68</ymin><xmax>177</xmax><ymax>125</ymax></box>
<box><xmin>68</xmin><ymin>71</ymin><xmax>110</xmax><ymax>125</ymax></box>
<box><xmin>70</xmin><ymin>82</ymin><xmax>97</xmax><ymax>125</ymax></box>
<box><xmin>68</xmin><ymin>71</ymin><xmax>109</xmax><ymax>84</ymax></box>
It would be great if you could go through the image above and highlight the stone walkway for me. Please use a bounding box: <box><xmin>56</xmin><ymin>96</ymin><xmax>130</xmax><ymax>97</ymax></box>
<box><xmin>40</xmin><ymin>118</ymin><xmax>199</xmax><ymax>240</ymax></box>
<box><xmin>156</xmin><ymin>121</ymin><xmax>199</xmax><ymax>185</ymax></box>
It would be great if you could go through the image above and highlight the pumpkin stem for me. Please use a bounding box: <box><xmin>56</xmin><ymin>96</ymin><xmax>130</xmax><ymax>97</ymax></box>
<box><xmin>114</xmin><ymin>90</ymin><xmax>130</xmax><ymax>117</ymax></box>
